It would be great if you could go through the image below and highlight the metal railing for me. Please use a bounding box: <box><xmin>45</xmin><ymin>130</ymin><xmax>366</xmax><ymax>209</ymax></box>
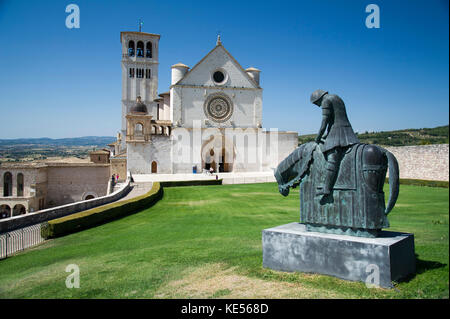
<box><xmin>0</xmin><ymin>224</ymin><xmax>45</xmax><ymax>260</ymax></box>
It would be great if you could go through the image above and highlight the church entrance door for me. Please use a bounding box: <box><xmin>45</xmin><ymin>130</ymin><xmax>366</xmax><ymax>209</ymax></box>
<box><xmin>201</xmin><ymin>134</ymin><xmax>235</xmax><ymax>173</ymax></box>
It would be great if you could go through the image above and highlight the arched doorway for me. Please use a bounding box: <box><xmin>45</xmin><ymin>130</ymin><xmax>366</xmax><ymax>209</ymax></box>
<box><xmin>13</xmin><ymin>204</ymin><xmax>26</xmax><ymax>216</ymax></box>
<box><xmin>0</xmin><ymin>204</ymin><xmax>11</xmax><ymax>219</ymax></box>
<box><xmin>151</xmin><ymin>161</ymin><xmax>157</xmax><ymax>173</ymax></box>
<box><xmin>201</xmin><ymin>134</ymin><xmax>235</xmax><ymax>173</ymax></box>
<box><xmin>219</xmin><ymin>147</ymin><xmax>234</xmax><ymax>173</ymax></box>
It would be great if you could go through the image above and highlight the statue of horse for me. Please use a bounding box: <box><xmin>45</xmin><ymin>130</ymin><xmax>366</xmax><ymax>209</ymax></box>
<box><xmin>274</xmin><ymin>142</ymin><xmax>400</xmax><ymax>237</ymax></box>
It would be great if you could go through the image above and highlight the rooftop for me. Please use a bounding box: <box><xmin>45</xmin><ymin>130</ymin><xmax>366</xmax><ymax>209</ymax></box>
<box><xmin>120</xmin><ymin>31</ymin><xmax>161</xmax><ymax>42</ymax></box>
<box><xmin>171</xmin><ymin>63</ymin><xmax>189</xmax><ymax>68</ymax></box>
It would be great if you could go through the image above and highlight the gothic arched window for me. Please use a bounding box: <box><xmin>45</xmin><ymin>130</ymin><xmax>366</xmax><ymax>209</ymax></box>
<box><xmin>146</xmin><ymin>42</ymin><xmax>152</xmax><ymax>58</ymax></box>
<box><xmin>128</xmin><ymin>41</ymin><xmax>135</xmax><ymax>57</ymax></box>
<box><xmin>137</xmin><ymin>41</ymin><xmax>144</xmax><ymax>57</ymax></box>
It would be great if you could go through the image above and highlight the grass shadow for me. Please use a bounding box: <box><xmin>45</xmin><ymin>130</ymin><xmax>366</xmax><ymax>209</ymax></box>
<box><xmin>415</xmin><ymin>256</ymin><xmax>447</xmax><ymax>275</ymax></box>
<box><xmin>396</xmin><ymin>254</ymin><xmax>447</xmax><ymax>284</ymax></box>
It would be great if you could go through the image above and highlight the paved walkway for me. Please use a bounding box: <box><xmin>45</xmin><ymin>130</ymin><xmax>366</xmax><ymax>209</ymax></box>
<box><xmin>133</xmin><ymin>171</ymin><xmax>276</xmax><ymax>185</ymax></box>
<box><xmin>117</xmin><ymin>182</ymin><xmax>153</xmax><ymax>201</ymax></box>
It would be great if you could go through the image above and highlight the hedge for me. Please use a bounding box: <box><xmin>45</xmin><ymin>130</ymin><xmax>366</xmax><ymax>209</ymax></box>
<box><xmin>41</xmin><ymin>182</ymin><xmax>163</xmax><ymax>239</ymax></box>
<box><xmin>385</xmin><ymin>178</ymin><xmax>449</xmax><ymax>188</ymax></box>
<box><xmin>160</xmin><ymin>179</ymin><xmax>222</xmax><ymax>187</ymax></box>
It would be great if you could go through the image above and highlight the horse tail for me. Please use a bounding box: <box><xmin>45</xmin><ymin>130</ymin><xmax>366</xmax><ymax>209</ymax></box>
<box><xmin>383</xmin><ymin>149</ymin><xmax>399</xmax><ymax>214</ymax></box>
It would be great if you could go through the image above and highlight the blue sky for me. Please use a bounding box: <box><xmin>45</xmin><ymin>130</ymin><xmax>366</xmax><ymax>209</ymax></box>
<box><xmin>0</xmin><ymin>0</ymin><xmax>448</xmax><ymax>138</ymax></box>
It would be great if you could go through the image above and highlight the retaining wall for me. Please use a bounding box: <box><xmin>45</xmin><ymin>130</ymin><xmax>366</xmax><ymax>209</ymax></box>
<box><xmin>384</xmin><ymin>144</ymin><xmax>449</xmax><ymax>181</ymax></box>
<box><xmin>0</xmin><ymin>179</ymin><xmax>131</xmax><ymax>233</ymax></box>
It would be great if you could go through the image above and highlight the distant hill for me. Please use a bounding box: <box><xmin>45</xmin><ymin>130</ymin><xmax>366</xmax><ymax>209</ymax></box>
<box><xmin>298</xmin><ymin>125</ymin><xmax>449</xmax><ymax>146</ymax></box>
<box><xmin>0</xmin><ymin>136</ymin><xmax>116</xmax><ymax>147</ymax></box>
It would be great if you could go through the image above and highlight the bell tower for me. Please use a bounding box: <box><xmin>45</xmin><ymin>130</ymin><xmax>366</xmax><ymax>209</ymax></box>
<box><xmin>120</xmin><ymin>31</ymin><xmax>160</xmax><ymax>144</ymax></box>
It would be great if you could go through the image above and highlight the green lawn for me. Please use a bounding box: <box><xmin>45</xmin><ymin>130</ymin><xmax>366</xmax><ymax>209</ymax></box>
<box><xmin>0</xmin><ymin>183</ymin><xmax>448</xmax><ymax>298</ymax></box>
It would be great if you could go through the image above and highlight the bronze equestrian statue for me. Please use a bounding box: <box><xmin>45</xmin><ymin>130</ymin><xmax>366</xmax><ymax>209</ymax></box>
<box><xmin>275</xmin><ymin>90</ymin><xmax>400</xmax><ymax>237</ymax></box>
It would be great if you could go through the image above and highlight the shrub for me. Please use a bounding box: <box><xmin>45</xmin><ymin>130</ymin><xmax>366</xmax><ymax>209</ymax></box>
<box><xmin>385</xmin><ymin>178</ymin><xmax>448</xmax><ymax>188</ymax></box>
<box><xmin>160</xmin><ymin>179</ymin><xmax>222</xmax><ymax>187</ymax></box>
<box><xmin>41</xmin><ymin>182</ymin><xmax>163</xmax><ymax>239</ymax></box>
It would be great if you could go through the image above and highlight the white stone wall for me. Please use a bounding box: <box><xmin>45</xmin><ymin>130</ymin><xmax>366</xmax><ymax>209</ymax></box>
<box><xmin>127</xmin><ymin>136</ymin><xmax>173</xmax><ymax>174</ymax></box>
<box><xmin>169</xmin><ymin>127</ymin><xmax>298</xmax><ymax>174</ymax></box>
<box><xmin>170</xmin><ymin>86</ymin><xmax>181</xmax><ymax>126</ymax></box>
<box><xmin>223</xmin><ymin>128</ymin><xmax>261</xmax><ymax>172</ymax></box>
<box><xmin>179</xmin><ymin>45</ymin><xmax>257</xmax><ymax>89</ymax></box>
<box><xmin>384</xmin><ymin>144</ymin><xmax>449</xmax><ymax>181</ymax></box>
<box><xmin>171</xmin><ymin>128</ymin><xmax>194</xmax><ymax>173</ymax></box>
<box><xmin>163</xmin><ymin>94</ymin><xmax>170</xmax><ymax>121</ymax></box>
<box><xmin>171</xmin><ymin>86</ymin><xmax>262</xmax><ymax>129</ymax></box>
<box><xmin>171</xmin><ymin>44</ymin><xmax>262</xmax><ymax>129</ymax></box>
<box><xmin>171</xmin><ymin>128</ymin><xmax>264</xmax><ymax>173</ymax></box>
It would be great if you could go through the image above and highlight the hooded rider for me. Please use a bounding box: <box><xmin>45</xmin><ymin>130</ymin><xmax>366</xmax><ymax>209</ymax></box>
<box><xmin>310</xmin><ymin>90</ymin><xmax>359</xmax><ymax>196</ymax></box>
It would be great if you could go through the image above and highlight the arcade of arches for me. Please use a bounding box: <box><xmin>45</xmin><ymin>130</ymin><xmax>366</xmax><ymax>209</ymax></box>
<box><xmin>0</xmin><ymin>204</ymin><xmax>26</xmax><ymax>219</ymax></box>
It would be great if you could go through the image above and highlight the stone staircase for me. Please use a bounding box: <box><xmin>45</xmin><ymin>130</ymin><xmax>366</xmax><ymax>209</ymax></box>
<box><xmin>112</xmin><ymin>182</ymin><xmax>126</xmax><ymax>193</ymax></box>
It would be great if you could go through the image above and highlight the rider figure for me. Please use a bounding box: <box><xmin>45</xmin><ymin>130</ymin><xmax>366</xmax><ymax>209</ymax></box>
<box><xmin>310</xmin><ymin>90</ymin><xmax>359</xmax><ymax>196</ymax></box>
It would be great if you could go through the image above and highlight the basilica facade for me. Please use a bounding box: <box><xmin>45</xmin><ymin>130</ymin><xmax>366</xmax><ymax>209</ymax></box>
<box><xmin>114</xmin><ymin>31</ymin><xmax>298</xmax><ymax>174</ymax></box>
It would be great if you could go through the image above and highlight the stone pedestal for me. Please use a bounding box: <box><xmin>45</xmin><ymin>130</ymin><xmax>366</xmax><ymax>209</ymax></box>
<box><xmin>262</xmin><ymin>223</ymin><xmax>415</xmax><ymax>288</ymax></box>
